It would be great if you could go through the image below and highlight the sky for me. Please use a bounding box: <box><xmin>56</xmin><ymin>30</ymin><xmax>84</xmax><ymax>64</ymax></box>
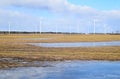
<box><xmin>0</xmin><ymin>0</ymin><xmax>120</xmax><ymax>33</ymax></box>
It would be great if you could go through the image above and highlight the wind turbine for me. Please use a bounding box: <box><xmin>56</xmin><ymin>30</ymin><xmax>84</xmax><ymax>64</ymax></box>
<box><xmin>93</xmin><ymin>19</ymin><xmax>100</xmax><ymax>34</ymax></box>
<box><xmin>87</xmin><ymin>21</ymin><xmax>91</xmax><ymax>34</ymax></box>
<box><xmin>39</xmin><ymin>17</ymin><xmax>43</xmax><ymax>34</ymax></box>
<box><xmin>77</xmin><ymin>24</ymin><xmax>80</xmax><ymax>34</ymax></box>
<box><xmin>104</xmin><ymin>24</ymin><xmax>107</xmax><ymax>35</ymax></box>
<box><xmin>33</xmin><ymin>23</ymin><xmax>37</xmax><ymax>34</ymax></box>
<box><xmin>34</xmin><ymin>24</ymin><xmax>38</xmax><ymax>34</ymax></box>
<box><xmin>93</xmin><ymin>19</ymin><xmax>96</xmax><ymax>35</ymax></box>
<box><xmin>55</xmin><ymin>24</ymin><xmax>58</xmax><ymax>34</ymax></box>
<box><xmin>69</xmin><ymin>24</ymin><xmax>71</xmax><ymax>35</ymax></box>
<box><xmin>8</xmin><ymin>22</ymin><xmax>11</xmax><ymax>34</ymax></box>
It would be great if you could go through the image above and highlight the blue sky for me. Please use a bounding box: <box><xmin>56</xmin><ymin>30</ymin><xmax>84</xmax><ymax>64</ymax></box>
<box><xmin>0</xmin><ymin>0</ymin><xmax>120</xmax><ymax>33</ymax></box>
<box><xmin>69</xmin><ymin>0</ymin><xmax>120</xmax><ymax>10</ymax></box>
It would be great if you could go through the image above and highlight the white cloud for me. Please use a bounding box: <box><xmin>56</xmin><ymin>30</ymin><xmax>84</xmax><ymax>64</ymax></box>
<box><xmin>0</xmin><ymin>0</ymin><xmax>97</xmax><ymax>15</ymax></box>
<box><xmin>1</xmin><ymin>0</ymin><xmax>68</xmax><ymax>12</ymax></box>
<box><xmin>0</xmin><ymin>0</ymin><xmax>120</xmax><ymax>32</ymax></box>
<box><xmin>103</xmin><ymin>10</ymin><xmax>120</xmax><ymax>19</ymax></box>
<box><xmin>0</xmin><ymin>8</ymin><xmax>39</xmax><ymax>31</ymax></box>
<box><xmin>0</xmin><ymin>0</ymin><xmax>12</xmax><ymax>6</ymax></box>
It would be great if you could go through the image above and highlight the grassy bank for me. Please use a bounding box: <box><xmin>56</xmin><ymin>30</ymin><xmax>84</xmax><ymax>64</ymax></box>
<box><xmin>0</xmin><ymin>34</ymin><xmax>120</xmax><ymax>43</ymax></box>
<box><xmin>0</xmin><ymin>34</ymin><xmax>120</xmax><ymax>68</ymax></box>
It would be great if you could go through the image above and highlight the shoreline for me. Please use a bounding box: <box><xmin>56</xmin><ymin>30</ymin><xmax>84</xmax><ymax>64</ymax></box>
<box><xmin>0</xmin><ymin>34</ymin><xmax>120</xmax><ymax>69</ymax></box>
<box><xmin>1</xmin><ymin>57</ymin><xmax>120</xmax><ymax>69</ymax></box>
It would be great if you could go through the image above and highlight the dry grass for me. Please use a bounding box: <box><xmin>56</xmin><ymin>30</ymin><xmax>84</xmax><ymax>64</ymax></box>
<box><xmin>0</xmin><ymin>34</ymin><xmax>120</xmax><ymax>68</ymax></box>
<box><xmin>0</xmin><ymin>34</ymin><xmax>120</xmax><ymax>43</ymax></box>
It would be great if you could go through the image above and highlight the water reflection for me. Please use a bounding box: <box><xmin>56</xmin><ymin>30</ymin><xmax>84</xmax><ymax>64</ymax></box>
<box><xmin>0</xmin><ymin>61</ymin><xmax>120</xmax><ymax>79</ymax></box>
<box><xmin>31</xmin><ymin>41</ymin><xmax>120</xmax><ymax>47</ymax></box>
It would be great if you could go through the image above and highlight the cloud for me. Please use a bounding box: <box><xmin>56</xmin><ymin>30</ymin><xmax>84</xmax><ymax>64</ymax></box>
<box><xmin>0</xmin><ymin>8</ymin><xmax>39</xmax><ymax>31</ymax></box>
<box><xmin>102</xmin><ymin>10</ymin><xmax>120</xmax><ymax>19</ymax></box>
<box><xmin>0</xmin><ymin>0</ymin><xmax>97</xmax><ymax>15</ymax></box>
<box><xmin>0</xmin><ymin>0</ymin><xmax>12</xmax><ymax>6</ymax></box>
<box><xmin>0</xmin><ymin>0</ymin><xmax>120</xmax><ymax>32</ymax></box>
<box><xmin>16</xmin><ymin>0</ymin><xmax>68</xmax><ymax>11</ymax></box>
<box><xmin>0</xmin><ymin>0</ymin><xmax>119</xmax><ymax>16</ymax></box>
<box><xmin>0</xmin><ymin>0</ymin><xmax>113</xmax><ymax>19</ymax></box>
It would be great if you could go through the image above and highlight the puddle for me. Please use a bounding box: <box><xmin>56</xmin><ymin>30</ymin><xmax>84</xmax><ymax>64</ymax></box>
<box><xmin>0</xmin><ymin>61</ymin><xmax>120</xmax><ymax>79</ymax></box>
<box><xmin>30</xmin><ymin>41</ymin><xmax>120</xmax><ymax>47</ymax></box>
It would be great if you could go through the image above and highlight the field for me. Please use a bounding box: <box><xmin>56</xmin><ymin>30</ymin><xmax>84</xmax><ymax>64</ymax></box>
<box><xmin>0</xmin><ymin>34</ymin><xmax>120</xmax><ymax>68</ymax></box>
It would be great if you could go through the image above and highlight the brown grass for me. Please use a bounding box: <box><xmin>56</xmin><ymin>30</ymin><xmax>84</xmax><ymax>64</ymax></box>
<box><xmin>0</xmin><ymin>34</ymin><xmax>120</xmax><ymax>68</ymax></box>
<box><xmin>0</xmin><ymin>34</ymin><xmax>120</xmax><ymax>43</ymax></box>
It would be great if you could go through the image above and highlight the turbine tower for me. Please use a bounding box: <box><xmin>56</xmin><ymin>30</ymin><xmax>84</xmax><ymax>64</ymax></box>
<box><xmin>55</xmin><ymin>24</ymin><xmax>58</xmax><ymax>34</ymax></box>
<box><xmin>8</xmin><ymin>22</ymin><xmax>11</xmax><ymax>34</ymax></box>
<box><xmin>39</xmin><ymin>17</ymin><xmax>42</xmax><ymax>34</ymax></box>
<box><xmin>34</xmin><ymin>24</ymin><xmax>38</xmax><ymax>34</ymax></box>
<box><xmin>104</xmin><ymin>24</ymin><xmax>107</xmax><ymax>35</ymax></box>
<box><xmin>77</xmin><ymin>24</ymin><xmax>80</xmax><ymax>34</ymax></box>
<box><xmin>69</xmin><ymin>24</ymin><xmax>71</xmax><ymax>35</ymax></box>
<box><xmin>93</xmin><ymin>19</ymin><xmax>96</xmax><ymax>35</ymax></box>
<box><xmin>87</xmin><ymin>21</ymin><xmax>91</xmax><ymax>34</ymax></box>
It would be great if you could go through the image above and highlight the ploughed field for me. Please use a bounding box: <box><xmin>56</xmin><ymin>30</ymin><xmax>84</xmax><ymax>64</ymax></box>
<box><xmin>0</xmin><ymin>34</ymin><xmax>120</xmax><ymax>68</ymax></box>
